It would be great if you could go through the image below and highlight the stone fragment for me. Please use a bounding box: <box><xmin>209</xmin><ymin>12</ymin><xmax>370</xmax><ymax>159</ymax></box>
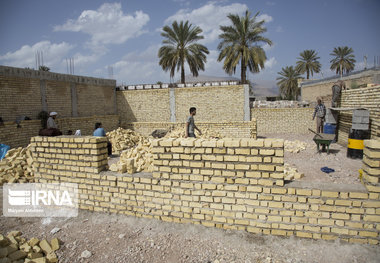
<box><xmin>28</xmin><ymin>238</ymin><xmax>39</xmax><ymax>247</ymax></box>
<box><xmin>38</xmin><ymin>240</ymin><xmax>52</xmax><ymax>254</ymax></box>
<box><xmin>7</xmin><ymin>250</ymin><xmax>27</xmax><ymax>261</ymax></box>
<box><xmin>46</xmin><ymin>251</ymin><xmax>58</xmax><ymax>263</ymax></box>
<box><xmin>0</xmin><ymin>247</ymin><xmax>8</xmax><ymax>257</ymax></box>
<box><xmin>80</xmin><ymin>250</ymin><xmax>92</xmax><ymax>258</ymax></box>
<box><xmin>50</xmin><ymin>238</ymin><xmax>60</xmax><ymax>251</ymax></box>
<box><xmin>0</xmin><ymin>235</ymin><xmax>9</xmax><ymax>247</ymax></box>
<box><xmin>49</xmin><ymin>228</ymin><xmax>61</xmax><ymax>235</ymax></box>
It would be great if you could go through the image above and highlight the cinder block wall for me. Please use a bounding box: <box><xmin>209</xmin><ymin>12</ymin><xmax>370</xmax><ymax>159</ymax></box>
<box><xmin>337</xmin><ymin>86</ymin><xmax>380</xmax><ymax>145</ymax></box>
<box><xmin>0</xmin><ymin>115</ymin><xmax>119</xmax><ymax>148</ymax></box>
<box><xmin>123</xmin><ymin>120</ymin><xmax>257</xmax><ymax>139</ymax></box>
<box><xmin>32</xmin><ymin>137</ymin><xmax>380</xmax><ymax>244</ymax></box>
<box><xmin>251</xmin><ymin>108</ymin><xmax>314</xmax><ymax>134</ymax></box>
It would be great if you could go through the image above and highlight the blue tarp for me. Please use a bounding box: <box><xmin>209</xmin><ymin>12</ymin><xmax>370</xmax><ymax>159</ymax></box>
<box><xmin>0</xmin><ymin>144</ymin><xmax>10</xmax><ymax>160</ymax></box>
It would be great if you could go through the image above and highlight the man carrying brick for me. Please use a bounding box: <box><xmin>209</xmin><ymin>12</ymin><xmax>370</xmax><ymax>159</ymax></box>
<box><xmin>185</xmin><ymin>107</ymin><xmax>202</xmax><ymax>138</ymax></box>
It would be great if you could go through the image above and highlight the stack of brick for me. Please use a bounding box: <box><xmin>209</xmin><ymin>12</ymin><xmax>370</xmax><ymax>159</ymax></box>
<box><xmin>30</xmin><ymin>136</ymin><xmax>108</xmax><ymax>182</ymax></box>
<box><xmin>0</xmin><ymin>146</ymin><xmax>34</xmax><ymax>185</ymax></box>
<box><xmin>0</xmin><ymin>231</ymin><xmax>60</xmax><ymax>263</ymax></box>
<box><xmin>362</xmin><ymin>140</ymin><xmax>380</xmax><ymax>193</ymax></box>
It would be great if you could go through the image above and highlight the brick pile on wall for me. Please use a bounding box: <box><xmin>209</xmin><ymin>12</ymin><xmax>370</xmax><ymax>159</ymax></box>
<box><xmin>31</xmin><ymin>137</ymin><xmax>380</xmax><ymax>244</ymax></box>
<box><xmin>123</xmin><ymin>120</ymin><xmax>257</xmax><ymax>139</ymax></box>
<box><xmin>0</xmin><ymin>115</ymin><xmax>119</xmax><ymax>148</ymax></box>
<box><xmin>362</xmin><ymin>140</ymin><xmax>380</xmax><ymax>193</ymax></box>
<box><xmin>338</xmin><ymin>85</ymin><xmax>380</xmax><ymax>145</ymax></box>
<box><xmin>251</xmin><ymin>108</ymin><xmax>314</xmax><ymax>134</ymax></box>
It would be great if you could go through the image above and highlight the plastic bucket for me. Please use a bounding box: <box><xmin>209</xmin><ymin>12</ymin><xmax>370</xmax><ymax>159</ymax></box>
<box><xmin>324</xmin><ymin>123</ymin><xmax>336</xmax><ymax>134</ymax></box>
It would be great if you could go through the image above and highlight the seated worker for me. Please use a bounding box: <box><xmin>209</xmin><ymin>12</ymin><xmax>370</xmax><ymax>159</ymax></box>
<box><xmin>45</xmin><ymin>112</ymin><xmax>62</xmax><ymax>136</ymax></box>
<box><xmin>93</xmin><ymin>122</ymin><xmax>112</xmax><ymax>156</ymax></box>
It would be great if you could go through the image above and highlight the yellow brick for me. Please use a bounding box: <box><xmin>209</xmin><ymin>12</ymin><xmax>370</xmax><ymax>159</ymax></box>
<box><xmin>363</xmin><ymin>215</ymin><xmax>380</xmax><ymax>222</ymax></box>
<box><xmin>200</xmin><ymin>169</ymin><xmax>214</xmax><ymax>176</ymax></box>
<box><xmin>331</xmin><ymin>228</ymin><xmax>349</xmax><ymax>235</ymax></box>
<box><xmin>296</xmin><ymin>232</ymin><xmax>313</xmax><ymax>238</ymax></box>
<box><xmin>349</xmin><ymin>192</ymin><xmax>368</xmax><ymax>199</ymax></box>
<box><xmin>359</xmin><ymin>231</ymin><xmax>378</xmax><ymax>237</ymax></box>
<box><xmin>235</xmin><ymin>148</ymin><xmax>251</xmax><ymax>155</ymax></box>
<box><xmin>296</xmin><ymin>189</ymin><xmax>312</xmax><ymax>196</ymax></box>
<box><xmin>335</xmin><ymin>200</ymin><xmax>352</xmax><ymax>206</ymax></box>
<box><xmin>271</xmin><ymin>229</ymin><xmax>287</xmax><ymax>236</ymax></box>
<box><xmin>318</xmin><ymin>218</ymin><xmax>335</xmax><ymax>226</ymax></box>
<box><xmin>321</xmin><ymin>191</ymin><xmax>339</xmax><ymax>198</ymax></box>
<box><xmin>258</xmin><ymin>179</ymin><xmax>273</xmax><ymax>186</ymax></box>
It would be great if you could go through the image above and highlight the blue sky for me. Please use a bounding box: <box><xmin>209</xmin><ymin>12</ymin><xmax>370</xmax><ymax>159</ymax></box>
<box><xmin>1</xmin><ymin>0</ymin><xmax>379</xmax><ymax>90</ymax></box>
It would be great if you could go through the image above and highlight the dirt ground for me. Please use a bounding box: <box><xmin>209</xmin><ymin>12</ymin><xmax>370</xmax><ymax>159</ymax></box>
<box><xmin>260</xmin><ymin>133</ymin><xmax>363</xmax><ymax>185</ymax></box>
<box><xmin>1</xmin><ymin>133</ymin><xmax>377</xmax><ymax>263</ymax></box>
<box><xmin>1</xmin><ymin>208</ymin><xmax>380</xmax><ymax>263</ymax></box>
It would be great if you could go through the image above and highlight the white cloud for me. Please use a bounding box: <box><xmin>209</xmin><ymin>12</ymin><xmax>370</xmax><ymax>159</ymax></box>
<box><xmin>262</xmin><ymin>43</ymin><xmax>275</xmax><ymax>52</ymax></box>
<box><xmin>112</xmin><ymin>44</ymin><xmax>169</xmax><ymax>84</ymax></box>
<box><xmin>164</xmin><ymin>2</ymin><xmax>248</xmax><ymax>44</ymax></box>
<box><xmin>54</xmin><ymin>3</ymin><xmax>149</xmax><ymax>46</ymax></box>
<box><xmin>264</xmin><ymin>57</ymin><xmax>277</xmax><ymax>68</ymax></box>
<box><xmin>266</xmin><ymin>1</ymin><xmax>275</xmax><ymax>6</ymax></box>
<box><xmin>0</xmin><ymin>41</ymin><xmax>73</xmax><ymax>70</ymax></box>
<box><xmin>257</xmin><ymin>14</ymin><xmax>273</xmax><ymax>23</ymax></box>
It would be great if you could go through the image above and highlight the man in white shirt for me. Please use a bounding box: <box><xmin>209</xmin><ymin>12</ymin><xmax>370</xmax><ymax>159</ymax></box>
<box><xmin>47</xmin><ymin>112</ymin><xmax>58</xmax><ymax>129</ymax></box>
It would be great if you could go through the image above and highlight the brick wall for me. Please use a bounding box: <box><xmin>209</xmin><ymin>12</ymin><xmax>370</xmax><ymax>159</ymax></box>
<box><xmin>0</xmin><ymin>66</ymin><xmax>116</xmax><ymax>121</ymax></box>
<box><xmin>116</xmin><ymin>85</ymin><xmax>247</xmax><ymax>124</ymax></box>
<box><xmin>117</xmin><ymin>89</ymin><xmax>170</xmax><ymax>123</ymax></box>
<box><xmin>251</xmin><ymin>108</ymin><xmax>315</xmax><ymax>134</ymax></box>
<box><xmin>0</xmin><ymin>75</ymin><xmax>42</xmax><ymax>121</ymax></box>
<box><xmin>32</xmin><ymin>137</ymin><xmax>380</xmax><ymax>244</ymax></box>
<box><xmin>123</xmin><ymin>120</ymin><xmax>257</xmax><ymax>139</ymax></box>
<box><xmin>301</xmin><ymin>68</ymin><xmax>379</xmax><ymax>103</ymax></box>
<box><xmin>337</xmin><ymin>85</ymin><xmax>380</xmax><ymax>145</ymax></box>
<box><xmin>174</xmin><ymin>85</ymin><xmax>245</xmax><ymax>122</ymax></box>
<box><xmin>0</xmin><ymin>115</ymin><xmax>119</xmax><ymax>148</ymax></box>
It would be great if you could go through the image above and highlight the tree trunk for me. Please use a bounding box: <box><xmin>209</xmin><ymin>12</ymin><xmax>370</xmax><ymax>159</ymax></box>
<box><xmin>241</xmin><ymin>56</ymin><xmax>246</xmax><ymax>84</ymax></box>
<box><xmin>307</xmin><ymin>70</ymin><xmax>309</xmax><ymax>80</ymax></box>
<box><xmin>181</xmin><ymin>63</ymin><xmax>185</xmax><ymax>84</ymax></box>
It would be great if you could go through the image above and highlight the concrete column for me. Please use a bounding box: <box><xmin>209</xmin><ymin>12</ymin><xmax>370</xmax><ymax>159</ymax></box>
<box><xmin>113</xmin><ymin>87</ymin><xmax>118</xmax><ymax>115</ymax></box>
<box><xmin>71</xmin><ymin>83</ymin><xmax>78</xmax><ymax>117</ymax></box>
<box><xmin>40</xmin><ymin>80</ymin><xmax>47</xmax><ymax>111</ymax></box>
<box><xmin>170</xmin><ymin>88</ymin><xmax>176</xmax><ymax>122</ymax></box>
<box><xmin>243</xmin><ymin>84</ymin><xmax>250</xmax><ymax>121</ymax></box>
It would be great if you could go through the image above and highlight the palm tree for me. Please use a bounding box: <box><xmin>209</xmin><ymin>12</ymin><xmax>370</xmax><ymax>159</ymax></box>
<box><xmin>330</xmin><ymin>46</ymin><xmax>356</xmax><ymax>78</ymax></box>
<box><xmin>217</xmin><ymin>10</ymin><xmax>272</xmax><ymax>84</ymax></box>
<box><xmin>296</xmin><ymin>50</ymin><xmax>321</xmax><ymax>79</ymax></box>
<box><xmin>39</xmin><ymin>65</ymin><xmax>50</xmax><ymax>71</ymax></box>
<box><xmin>158</xmin><ymin>20</ymin><xmax>209</xmax><ymax>84</ymax></box>
<box><xmin>276</xmin><ymin>66</ymin><xmax>303</xmax><ymax>100</ymax></box>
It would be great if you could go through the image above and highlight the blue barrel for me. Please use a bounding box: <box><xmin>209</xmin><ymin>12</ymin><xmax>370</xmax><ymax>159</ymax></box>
<box><xmin>324</xmin><ymin>123</ymin><xmax>336</xmax><ymax>134</ymax></box>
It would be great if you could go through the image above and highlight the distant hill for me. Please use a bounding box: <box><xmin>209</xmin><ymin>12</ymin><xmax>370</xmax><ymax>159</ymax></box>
<box><xmin>250</xmin><ymin>79</ymin><xmax>279</xmax><ymax>97</ymax></box>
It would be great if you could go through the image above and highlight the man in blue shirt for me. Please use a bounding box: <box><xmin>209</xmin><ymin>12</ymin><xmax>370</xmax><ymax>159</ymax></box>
<box><xmin>93</xmin><ymin>122</ymin><xmax>112</xmax><ymax>155</ymax></box>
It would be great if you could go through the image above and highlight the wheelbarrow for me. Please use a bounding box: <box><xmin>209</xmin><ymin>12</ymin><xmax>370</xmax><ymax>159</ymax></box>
<box><xmin>308</xmin><ymin>129</ymin><xmax>335</xmax><ymax>154</ymax></box>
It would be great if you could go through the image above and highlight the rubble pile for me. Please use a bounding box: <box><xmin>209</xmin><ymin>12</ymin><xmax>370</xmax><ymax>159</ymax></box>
<box><xmin>284</xmin><ymin>140</ymin><xmax>308</xmax><ymax>153</ymax></box>
<box><xmin>106</xmin><ymin>128</ymin><xmax>145</xmax><ymax>154</ymax></box>
<box><xmin>284</xmin><ymin>163</ymin><xmax>304</xmax><ymax>181</ymax></box>
<box><xmin>165</xmin><ymin>127</ymin><xmax>223</xmax><ymax>139</ymax></box>
<box><xmin>0</xmin><ymin>231</ymin><xmax>61</xmax><ymax>263</ymax></box>
<box><xmin>0</xmin><ymin>146</ymin><xmax>34</xmax><ymax>185</ymax></box>
<box><xmin>109</xmin><ymin>138</ymin><xmax>154</xmax><ymax>174</ymax></box>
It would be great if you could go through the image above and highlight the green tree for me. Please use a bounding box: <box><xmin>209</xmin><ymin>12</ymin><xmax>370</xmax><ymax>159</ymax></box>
<box><xmin>158</xmin><ymin>20</ymin><xmax>209</xmax><ymax>84</ymax></box>
<box><xmin>295</xmin><ymin>49</ymin><xmax>321</xmax><ymax>79</ymax></box>
<box><xmin>276</xmin><ymin>66</ymin><xmax>303</xmax><ymax>100</ymax></box>
<box><xmin>39</xmin><ymin>65</ymin><xmax>50</xmax><ymax>71</ymax></box>
<box><xmin>217</xmin><ymin>10</ymin><xmax>272</xmax><ymax>84</ymax></box>
<box><xmin>330</xmin><ymin>46</ymin><xmax>356</xmax><ymax>77</ymax></box>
